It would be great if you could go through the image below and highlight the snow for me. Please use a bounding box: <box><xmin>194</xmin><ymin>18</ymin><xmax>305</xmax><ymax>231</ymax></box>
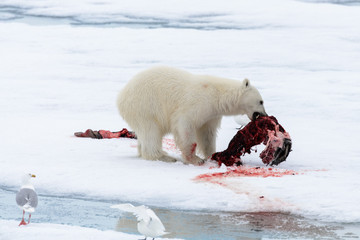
<box><xmin>0</xmin><ymin>0</ymin><xmax>360</xmax><ymax>238</ymax></box>
<box><xmin>0</xmin><ymin>219</ymin><xmax>180</xmax><ymax>240</ymax></box>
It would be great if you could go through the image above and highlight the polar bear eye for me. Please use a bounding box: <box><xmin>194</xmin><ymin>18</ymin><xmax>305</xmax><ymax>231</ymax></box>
<box><xmin>260</xmin><ymin>100</ymin><xmax>264</xmax><ymax>105</ymax></box>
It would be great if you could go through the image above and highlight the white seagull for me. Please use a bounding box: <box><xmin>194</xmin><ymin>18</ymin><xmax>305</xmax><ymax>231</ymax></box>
<box><xmin>16</xmin><ymin>173</ymin><xmax>38</xmax><ymax>226</ymax></box>
<box><xmin>111</xmin><ymin>203</ymin><xmax>169</xmax><ymax>240</ymax></box>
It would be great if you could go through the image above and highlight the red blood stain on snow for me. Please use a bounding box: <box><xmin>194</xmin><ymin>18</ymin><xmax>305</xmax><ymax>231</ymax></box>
<box><xmin>162</xmin><ymin>138</ymin><xmax>181</xmax><ymax>154</ymax></box>
<box><xmin>193</xmin><ymin>167</ymin><xmax>327</xmax><ymax>211</ymax></box>
<box><xmin>194</xmin><ymin>167</ymin><xmax>327</xmax><ymax>197</ymax></box>
<box><xmin>194</xmin><ymin>167</ymin><xmax>296</xmax><ymax>210</ymax></box>
<box><xmin>130</xmin><ymin>138</ymin><xmax>181</xmax><ymax>154</ymax></box>
<box><xmin>194</xmin><ymin>167</ymin><xmax>299</xmax><ymax>182</ymax></box>
<box><xmin>162</xmin><ymin>139</ymin><xmax>201</xmax><ymax>157</ymax></box>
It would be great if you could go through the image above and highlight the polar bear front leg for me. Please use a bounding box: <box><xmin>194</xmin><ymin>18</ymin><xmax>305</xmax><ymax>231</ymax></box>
<box><xmin>174</xmin><ymin>119</ymin><xmax>205</xmax><ymax>165</ymax></box>
<box><xmin>196</xmin><ymin>117</ymin><xmax>221</xmax><ymax>158</ymax></box>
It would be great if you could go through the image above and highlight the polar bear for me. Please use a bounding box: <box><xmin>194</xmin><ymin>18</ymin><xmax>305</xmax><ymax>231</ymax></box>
<box><xmin>117</xmin><ymin>66</ymin><xmax>267</xmax><ymax>165</ymax></box>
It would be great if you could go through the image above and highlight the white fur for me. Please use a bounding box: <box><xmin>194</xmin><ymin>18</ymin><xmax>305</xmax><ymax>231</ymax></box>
<box><xmin>117</xmin><ymin>66</ymin><xmax>266</xmax><ymax>165</ymax></box>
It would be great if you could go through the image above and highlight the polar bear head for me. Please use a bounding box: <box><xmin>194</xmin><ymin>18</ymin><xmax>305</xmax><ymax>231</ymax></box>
<box><xmin>239</xmin><ymin>79</ymin><xmax>267</xmax><ymax>120</ymax></box>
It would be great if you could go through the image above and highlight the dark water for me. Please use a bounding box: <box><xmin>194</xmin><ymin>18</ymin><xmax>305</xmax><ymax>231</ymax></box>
<box><xmin>1</xmin><ymin>188</ymin><xmax>359</xmax><ymax>240</ymax></box>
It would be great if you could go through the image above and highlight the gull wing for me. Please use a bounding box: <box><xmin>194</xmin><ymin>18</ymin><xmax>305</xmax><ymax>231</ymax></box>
<box><xmin>111</xmin><ymin>203</ymin><xmax>150</xmax><ymax>222</ymax></box>
<box><xmin>16</xmin><ymin>188</ymin><xmax>38</xmax><ymax>210</ymax></box>
<box><xmin>146</xmin><ymin>208</ymin><xmax>166</xmax><ymax>234</ymax></box>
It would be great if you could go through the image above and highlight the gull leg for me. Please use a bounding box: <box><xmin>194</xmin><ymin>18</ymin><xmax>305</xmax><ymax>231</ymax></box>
<box><xmin>28</xmin><ymin>213</ymin><xmax>32</xmax><ymax>224</ymax></box>
<box><xmin>19</xmin><ymin>210</ymin><xmax>27</xmax><ymax>226</ymax></box>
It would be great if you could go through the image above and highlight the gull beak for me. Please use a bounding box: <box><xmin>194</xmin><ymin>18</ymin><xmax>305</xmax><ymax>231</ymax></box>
<box><xmin>31</xmin><ymin>174</ymin><xmax>36</xmax><ymax>178</ymax></box>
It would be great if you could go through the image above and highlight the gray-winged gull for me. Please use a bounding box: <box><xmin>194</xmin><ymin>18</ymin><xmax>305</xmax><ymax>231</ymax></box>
<box><xmin>16</xmin><ymin>173</ymin><xmax>38</xmax><ymax>226</ymax></box>
<box><xmin>111</xmin><ymin>203</ymin><xmax>169</xmax><ymax>240</ymax></box>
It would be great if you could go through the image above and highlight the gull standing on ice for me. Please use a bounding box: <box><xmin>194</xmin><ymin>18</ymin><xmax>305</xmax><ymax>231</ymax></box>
<box><xmin>16</xmin><ymin>173</ymin><xmax>38</xmax><ymax>226</ymax></box>
<box><xmin>111</xmin><ymin>203</ymin><xmax>169</xmax><ymax>240</ymax></box>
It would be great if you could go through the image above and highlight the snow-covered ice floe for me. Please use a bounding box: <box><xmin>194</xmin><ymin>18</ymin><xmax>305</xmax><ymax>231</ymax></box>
<box><xmin>0</xmin><ymin>0</ymin><xmax>359</xmax><ymax>238</ymax></box>
<box><xmin>0</xmin><ymin>219</ymin><xmax>182</xmax><ymax>240</ymax></box>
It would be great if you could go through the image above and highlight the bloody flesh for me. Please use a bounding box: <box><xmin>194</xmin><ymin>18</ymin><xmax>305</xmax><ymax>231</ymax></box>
<box><xmin>211</xmin><ymin>116</ymin><xmax>292</xmax><ymax>166</ymax></box>
<box><xmin>74</xmin><ymin>128</ymin><xmax>136</xmax><ymax>139</ymax></box>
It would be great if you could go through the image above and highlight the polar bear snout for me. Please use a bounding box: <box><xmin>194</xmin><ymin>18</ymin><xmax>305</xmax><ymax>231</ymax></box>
<box><xmin>252</xmin><ymin>111</ymin><xmax>268</xmax><ymax>120</ymax></box>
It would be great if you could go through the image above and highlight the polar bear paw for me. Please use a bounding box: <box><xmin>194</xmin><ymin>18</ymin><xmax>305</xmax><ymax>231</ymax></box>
<box><xmin>189</xmin><ymin>156</ymin><xmax>206</xmax><ymax>166</ymax></box>
<box><xmin>158</xmin><ymin>154</ymin><xmax>178</xmax><ymax>163</ymax></box>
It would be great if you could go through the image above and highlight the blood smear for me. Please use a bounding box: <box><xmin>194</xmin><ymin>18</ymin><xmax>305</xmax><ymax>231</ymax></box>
<box><xmin>162</xmin><ymin>138</ymin><xmax>181</xmax><ymax>154</ymax></box>
<box><xmin>194</xmin><ymin>166</ymin><xmax>299</xmax><ymax>181</ymax></box>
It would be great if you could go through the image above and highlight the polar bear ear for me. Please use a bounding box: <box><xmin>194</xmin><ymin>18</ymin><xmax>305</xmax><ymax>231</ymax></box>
<box><xmin>242</xmin><ymin>78</ymin><xmax>250</xmax><ymax>88</ymax></box>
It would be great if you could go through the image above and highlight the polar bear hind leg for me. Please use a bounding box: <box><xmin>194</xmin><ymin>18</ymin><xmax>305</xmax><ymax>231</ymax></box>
<box><xmin>136</xmin><ymin>125</ymin><xmax>177</xmax><ymax>163</ymax></box>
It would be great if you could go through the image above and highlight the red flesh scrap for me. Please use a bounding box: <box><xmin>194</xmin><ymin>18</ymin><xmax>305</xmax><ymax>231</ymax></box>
<box><xmin>74</xmin><ymin>128</ymin><xmax>136</xmax><ymax>139</ymax></box>
<box><xmin>211</xmin><ymin>116</ymin><xmax>291</xmax><ymax>166</ymax></box>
